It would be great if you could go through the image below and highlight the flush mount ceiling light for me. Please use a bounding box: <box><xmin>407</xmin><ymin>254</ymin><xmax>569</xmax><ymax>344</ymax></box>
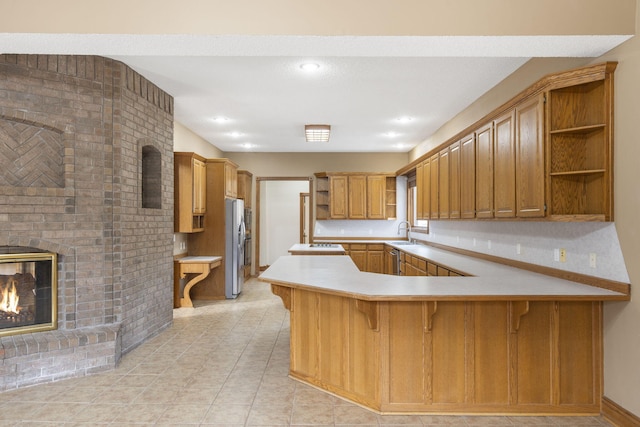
<box><xmin>305</xmin><ymin>124</ymin><xmax>331</xmax><ymax>142</ymax></box>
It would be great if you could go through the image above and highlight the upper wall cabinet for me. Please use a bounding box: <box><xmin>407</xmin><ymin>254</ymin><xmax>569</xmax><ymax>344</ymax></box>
<box><xmin>459</xmin><ymin>133</ymin><xmax>475</xmax><ymax>219</ymax></box>
<box><xmin>401</xmin><ymin>62</ymin><xmax>617</xmax><ymax>223</ymax></box>
<box><xmin>516</xmin><ymin>94</ymin><xmax>545</xmax><ymax>218</ymax></box>
<box><xmin>493</xmin><ymin>111</ymin><xmax>516</xmax><ymax>218</ymax></box>
<box><xmin>546</xmin><ymin>63</ymin><xmax>616</xmax><ymax>221</ymax></box>
<box><xmin>237</xmin><ymin>170</ymin><xmax>253</xmax><ymax>209</ymax></box>
<box><xmin>315</xmin><ymin>172</ymin><xmax>396</xmax><ymax>220</ymax></box>
<box><xmin>174</xmin><ymin>152</ymin><xmax>207</xmax><ymax>233</ymax></box>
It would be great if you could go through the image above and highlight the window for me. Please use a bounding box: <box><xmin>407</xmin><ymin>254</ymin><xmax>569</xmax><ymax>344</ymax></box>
<box><xmin>407</xmin><ymin>173</ymin><xmax>428</xmax><ymax>230</ymax></box>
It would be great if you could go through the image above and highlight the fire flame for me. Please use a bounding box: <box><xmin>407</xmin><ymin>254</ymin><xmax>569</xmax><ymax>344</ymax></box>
<box><xmin>0</xmin><ymin>279</ymin><xmax>20</xmax><ymax>314</ymax></box>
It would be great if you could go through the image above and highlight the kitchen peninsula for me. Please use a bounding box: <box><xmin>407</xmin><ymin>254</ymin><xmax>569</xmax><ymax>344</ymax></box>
<box><xmin>259</xmin><ymin>250</ymin><xmax>629</xmax><ymax>415</ymax></box>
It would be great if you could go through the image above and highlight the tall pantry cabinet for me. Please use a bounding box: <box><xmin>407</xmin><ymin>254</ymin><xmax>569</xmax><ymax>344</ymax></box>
<box><xmin>187</xmin><ymin>158</ymin><xmax>239</xmax><ymax>300</ymax></box>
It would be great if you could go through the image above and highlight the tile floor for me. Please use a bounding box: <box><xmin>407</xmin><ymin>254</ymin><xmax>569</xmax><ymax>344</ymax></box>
<box><xmin>0</xmin><ymin>278</ymin><xmax>615</xmax><ymax>426</ymax></box>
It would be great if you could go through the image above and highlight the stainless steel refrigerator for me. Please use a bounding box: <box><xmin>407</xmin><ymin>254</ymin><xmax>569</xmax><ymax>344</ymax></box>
<box><xmin>225</xmin><ymin>198</ymin><xmax>245</xmax><ymax>299</ymax></box>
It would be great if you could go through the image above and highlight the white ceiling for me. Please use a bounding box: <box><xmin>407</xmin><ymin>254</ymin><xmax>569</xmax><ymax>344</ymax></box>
<box><xmin>2</xmin><ymin>33</ymin><xmax>632</xmax><ymax>153</ymax></box>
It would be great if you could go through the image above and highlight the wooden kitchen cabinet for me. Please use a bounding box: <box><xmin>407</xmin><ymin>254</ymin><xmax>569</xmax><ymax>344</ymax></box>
<box><xmin>385</xmin><ymin>176</ymin><xmax>397</xmax><ymax>220</ymax></box>
<box><xmin>475</xmin><ymin>122</ymin><xmax>494</xmax><ymax>219</ymax></box>
<box><xmin>415</xmin><ymin>162</ymin><xmax>425</xmax><ymax>220</ymax></box>
<box><xmin>330</xmin><ymin>175</ymin><xmax>349</xmax><ymax>219</ymax></box>
<box><xmin>494</xmin><ymin>111</ymin><xmax>516</xmax><ymax>218</ymax></box>
<box><xmin>315</xmin><ymin>172</ymin><xmax>395</xmax><ymax>220</ymax></box>
<box><xmin>366</xmin><ymin>244</ymin><xmax>385</xmax><ymax>274</ymax></box>
<box><xmin>460</xmin><ymin>134</ymin><xmax>475</xmax><ymax>219</ymax></box>
<box><xmin>516</xmin><ymin>95</ymin><xmax>545</xmax><ymax>218</ymax></box>
<box><xmin>429</xmin><ymin>154</ymin><xmax>439</xmax><ymax>219</ymax></box>
<box><xmin>449</xmin><ymin>141</ymin><xmax>461</xmax><ymax>219</ymax></box>
<box><xmin>237</xmin><ymin>170</ymin><xmax>253</xmax><ymax>208</ymax></box>
<box><xmin>422</xmin><ymin>158</ymin><xmax>432</xmax><ymax>220</ymax></box>
<box><xmin>348</xmin><ymin>175</ymin><xmax>367</xmax><ymax>219</ymax></box>
<box><xmin>367</xmin><ymin>175</ymin><xmax>387</xmax><ymax>220</ymax></box>
<box><xmin>546</xmin><ymin>63</ymin><xmax>616</xmax><ymax>221</ymax></box>
<box><xmin>315</xmin><ymin>175</ymin><xmax>330</xmax><ymax>220</ymax></box>
<box><xmin>348</xmin><ymin>243</ymin><xmax>367</xmax><ymax>271</ymax></box>
<box><xmin>187</xmin><ymin>157</ymin><xmax>239</xmax><ymax>300</ymax></box>
<box><xmin>174</xmin><ymin>152</ymin><xmax>207</xmax><ymax>233</ymax></box>
<box><xmin>399</xmin><ymin>62</ymin><xmax>616</xmax><ymax>224</ymax></box>
<box><xmin>438</xmin><ymin>147</ymin><xmax>450</xmax><ymax>219</ymax></box>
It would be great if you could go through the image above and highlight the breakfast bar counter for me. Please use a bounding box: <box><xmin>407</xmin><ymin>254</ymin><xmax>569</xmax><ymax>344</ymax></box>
<box><xmin>259</xmin><ymin>254</ymin><xmax>628</xmax><ymax>415</ymax></box>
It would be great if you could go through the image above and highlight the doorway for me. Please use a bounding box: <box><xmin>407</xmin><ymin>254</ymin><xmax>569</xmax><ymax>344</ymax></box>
<box><xmin>256</xmin><ymin>177</ymin><xmax>313</xmax><ymax>271</ymax></box>
<box><xmin>300</xmin><ymin>192</ymin><xmax>310</xmax><ymax>244</ymax></box>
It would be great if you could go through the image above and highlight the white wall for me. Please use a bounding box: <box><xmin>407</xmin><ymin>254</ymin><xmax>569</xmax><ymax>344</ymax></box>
<box><xmin>260</xmin><ymin>180</ymin><xmax>309</xmax><ymax>265</ymax></box>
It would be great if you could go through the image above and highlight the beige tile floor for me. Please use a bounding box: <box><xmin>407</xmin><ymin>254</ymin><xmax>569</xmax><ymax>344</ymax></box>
<box><xmin>0</xmin><ymin>278</ymin><xmax>615</xmax><ymax>426</ymax></box>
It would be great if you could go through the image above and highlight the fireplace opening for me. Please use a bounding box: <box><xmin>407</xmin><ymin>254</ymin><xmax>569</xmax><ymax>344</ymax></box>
<box><xmin>0</xmin><ymin>252</ymin><xmax>57</xmax><ymax>337</ymax></box>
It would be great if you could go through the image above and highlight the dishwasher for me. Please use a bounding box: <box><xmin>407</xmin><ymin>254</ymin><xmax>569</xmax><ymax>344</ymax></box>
<box><xmin>388</xmin><ymin>249</ymin><xmax>402</xmax><ymax>276</ymax></box>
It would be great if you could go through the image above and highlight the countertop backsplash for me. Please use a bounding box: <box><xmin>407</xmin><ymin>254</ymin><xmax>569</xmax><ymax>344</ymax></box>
<box><xmin>411</xmin><ymin>221</ymin><xmax>629</xmax><ymax>283</ymax></box>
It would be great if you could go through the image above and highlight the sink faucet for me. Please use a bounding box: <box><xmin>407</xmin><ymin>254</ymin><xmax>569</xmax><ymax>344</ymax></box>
<box><xmin>397</xmin><ymin>221</ymin><xmax>412</xmax><ymax>241</ymax></box>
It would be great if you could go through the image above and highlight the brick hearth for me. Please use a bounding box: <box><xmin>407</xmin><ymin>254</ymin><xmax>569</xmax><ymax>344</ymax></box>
<box><xmin>0</xmin><ymin>55</ymin><xmax>174</xmax><ymax>390</ymax></box>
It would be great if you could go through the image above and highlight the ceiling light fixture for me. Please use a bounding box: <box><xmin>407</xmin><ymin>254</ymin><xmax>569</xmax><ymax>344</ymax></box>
<box><xmin>212</xmin><ymin>116</ymin><xmax>229</xmax><ymax>123</ymax></box>
<box><xmin>228</xmin><ymin>131</ymin><xmax>243</xmax><ymax>138</ymax></box>
<box><xmin>396</xmin><ymin>116</ymin><xmax>413</xmax><ymax>123</ymax></box>
<box><xmin>305</xmin><ymin>124</ymin><xmax>331</xmax><ymax>142</ymax></box>
<box><xmin>385</xmin><ymin>131</ymin><xmax>400</xmax><ymax>138</ymax></box>
<box><xmin>300</xmin><ymin>63</ymin><xmax>320</xmax><ymax>71</ymax></box>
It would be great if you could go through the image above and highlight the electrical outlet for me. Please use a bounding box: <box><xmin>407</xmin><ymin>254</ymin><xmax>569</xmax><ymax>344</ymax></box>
<box><xmin>473</xmin><ymin>238</ymin><xmax>477</xmax><ymax>247</ymax></box>
<box><xmin>554</xmin><ymin>248</ymin><xmax>560</xmax><ymax>262</ymax></box>
<box><xmin>487</xmin><ymin>240</ymin><xmax>492</xmax><ymax>249</ymax></box>
<box><xmin>456</xmin><ymin>236</ymin><xmax>460</xmax><ymax>243</ymax></box>
<box><xmin>559</xmin><ymin>248</ymin><xmax>566</xmax><ymax>263</ymax></box>
<box><xmin>516</xmin><ymin>243</ymin><xmax>521</xmax><ymax>255</ymax></box>
<box><xmin>590</xmin><ymin>253</ymin><xmax>597</xmax><ymax>268</ymax></box>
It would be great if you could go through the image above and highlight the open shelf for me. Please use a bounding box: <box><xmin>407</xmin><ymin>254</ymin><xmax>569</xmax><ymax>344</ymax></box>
<box><xmin>315</xmin><ymin>174</ymin><xmax>330</xmax><ymax>220</ymax></box>
<box><xmin>546</xmin><ymin>69</ymin><xmax>613</xmax><ymax>221</ymax></box>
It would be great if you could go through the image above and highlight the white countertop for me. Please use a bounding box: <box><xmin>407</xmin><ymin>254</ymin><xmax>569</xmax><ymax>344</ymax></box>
<box><xmin>288</xmin><ymin>243</ymin><xmax>346</xmax><ymax>254</ymax></box>
<box><xmin>176</xmin><ymin>256</ymin><xmax>222</xmax><ymax>263</ymax></box>
<box><xmin>259</xmin><ymin>251</ymin><xmax>628</xmax><ymax>301</ymax></box>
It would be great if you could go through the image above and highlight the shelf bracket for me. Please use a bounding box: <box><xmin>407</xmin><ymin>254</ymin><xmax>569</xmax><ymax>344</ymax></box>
<box><xmin>510</xmin><ymin>301</ymin><xmax>530</xmax><ymax>333</ymax></box>
<box><xmin>355</xmin><ymin>299</ymin><xmax>379</xmax><ymax>331</ymax></box>
<box><xmin>425</xmin><ymin>301</ymin><xmax>438</xmax><ymax>332</ymax></box>
<box><xmin>271</xmin><ymin>284</ymin><xmax>292</xmax><ymax>311</ymax></box>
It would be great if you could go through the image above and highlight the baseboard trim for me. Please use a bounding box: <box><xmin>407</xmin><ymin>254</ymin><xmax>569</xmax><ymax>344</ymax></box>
<box><xmin>602</xmin><ymin>396</ymin><xmax>640</xmax><ymax>427</ymax></box>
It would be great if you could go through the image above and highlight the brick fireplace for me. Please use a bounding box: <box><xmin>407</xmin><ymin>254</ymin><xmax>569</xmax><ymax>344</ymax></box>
<box><xmin>0</xmin><ymin>55</ymin><xmax>174</xmax><ymax>390</ymax></box>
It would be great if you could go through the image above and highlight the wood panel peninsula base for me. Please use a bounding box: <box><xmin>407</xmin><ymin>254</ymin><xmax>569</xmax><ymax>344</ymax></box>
<box><xmin>259</xmin><ymin>255</ymin><xmax>629</xmax><ymax>416</ymax></box>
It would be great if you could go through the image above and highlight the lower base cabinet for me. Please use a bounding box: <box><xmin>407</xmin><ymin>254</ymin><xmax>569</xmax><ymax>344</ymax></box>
<box><xmin>342</xmin><ymin>243</ymin><xmax>385</xmax><ymax>273</ymax></box>
<box><xmin>278</xmin><ymin>284</ymin><xmax>602</xmax><ymax>415</ymax></box>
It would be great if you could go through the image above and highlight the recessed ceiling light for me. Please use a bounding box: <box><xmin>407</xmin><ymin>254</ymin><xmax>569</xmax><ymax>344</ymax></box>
<box><xmin>212</xmin><ymin>116</ymin><xmax>229</xmax><ymax>123</ymax></box>
<box><xmin>396</xmin><ymin>117</ymin><xmax>413</xmax><ymax>123</ymax></box>
<box><xmin>385</xmin><ymin>132</ymin><xmax>400</xmax><ymax>138</ymax></box>
<box><xmin>228</xmin><ymin>132</ymin><xmax>243</xmax><ymax>138</ymax></box>
<box><xmin>300</xmin><ymin>63</ymin><xmax>320</xmax><ymax>72</ymax></box>
<box><xmin>241</xmin><ymin>143</ymin><xmax>254</xmax><ymax>149</ymax></box>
